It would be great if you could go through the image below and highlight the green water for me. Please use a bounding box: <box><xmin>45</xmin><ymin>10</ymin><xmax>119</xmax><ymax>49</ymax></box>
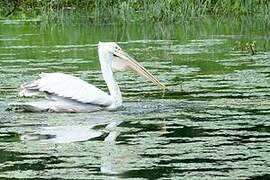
<box><xmin>0</xmin><ymin>17</ymin><xmax>270</xmax><ymax>179</ymax></box>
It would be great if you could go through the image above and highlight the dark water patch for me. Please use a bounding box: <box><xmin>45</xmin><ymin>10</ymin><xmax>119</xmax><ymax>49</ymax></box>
<box><xmin>0</xmin><ymin>132</ymin><xmax>20</xmax><ymax>142</ymax></box>
<box><xmin>119</xmin><ymin>167</ymin><xmax>175</xmax><ymax>179</ymax></box>
<box><xmin>119</xmin><ymin>166</ymin><xmax>234</xmax><ymax>179</ymax></box>
<box><xmin>244</xmin><ymin>125</ymin><xmax>270</xmax><ymax>133</ymax></box>
<box><xmin>120</xmin><ymin>120</ymin><xmax>165</xmax><ymax>133</ymax></box>
<box><xmin>162</xmin><ymin>126</ymin><xmax>213</xmax><ymax>138</ymax></box>
<box><xmin>0</xmin><ymin>178</ymin><xmax>49</xmax><ymax>180</ymax></box>
<box><xmin>249</xmin><ymin>174</ymin><xmax>270</xmax><ymax>180</ymax></box>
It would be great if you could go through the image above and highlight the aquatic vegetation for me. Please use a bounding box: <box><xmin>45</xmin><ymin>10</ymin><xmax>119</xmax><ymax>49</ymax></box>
<box><xmin>0</xmin><ymin>0</ymin><xmax>270</xmax><ymax>23</ymax></box>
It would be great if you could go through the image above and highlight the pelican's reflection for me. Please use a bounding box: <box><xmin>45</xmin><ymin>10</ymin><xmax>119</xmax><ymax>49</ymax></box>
<box><xmin>100</xmin><ymin>120</ymin><xmax>130</xmax><ymax>176</ymax></box>
<box><xmin>18</xmin><ymin>113</ymin><xmax>134</xmax><ymax>176</ymax></box>
<box><xmin>20</xmin><ymin>116</ymin><xmax>122</xmax><ymax>144</ymax></box>
<box><xmin>100</xmin><ymin>137</ymin><xmax>137</xmax><ymax>176</ymax></box>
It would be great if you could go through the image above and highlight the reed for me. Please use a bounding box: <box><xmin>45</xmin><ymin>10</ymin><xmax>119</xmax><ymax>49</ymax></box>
<box><xmin>0</xmin><ymin>0</ymin><xmax>269</xmax><ymax>23</ymax></box>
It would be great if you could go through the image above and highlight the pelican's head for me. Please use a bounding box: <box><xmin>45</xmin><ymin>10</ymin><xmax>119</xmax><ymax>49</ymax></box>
<box><xmin>98</xmin><ymin>42</ymin><xmax>165</xmax><ymax>88</ymax></box>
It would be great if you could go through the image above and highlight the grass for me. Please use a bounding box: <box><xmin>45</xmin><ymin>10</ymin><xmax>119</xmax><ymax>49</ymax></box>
<box><xmin>0</xmin><ymin>0</ymin><xmax>270</xmax><ymax>23</ymax></box>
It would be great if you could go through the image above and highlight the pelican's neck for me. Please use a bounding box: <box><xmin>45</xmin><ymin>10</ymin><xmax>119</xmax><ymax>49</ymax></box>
<box><xmin>98</xmin><ymin>51</ymin><xmax>122</xmax><ymax>110</ymax></box>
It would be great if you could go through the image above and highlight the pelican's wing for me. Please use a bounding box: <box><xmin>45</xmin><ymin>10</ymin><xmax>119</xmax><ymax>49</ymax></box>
<box><xmin>19</xmin><ymin>73</ymin><xmax>113</xmax><ymax>106</ymax></box>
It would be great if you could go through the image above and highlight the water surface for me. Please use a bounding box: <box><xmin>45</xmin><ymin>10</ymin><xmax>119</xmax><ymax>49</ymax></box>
<box><xmin>0</xmin><ymin>17</ymin><xmax>270</xmax><ymax>179</ymax></box>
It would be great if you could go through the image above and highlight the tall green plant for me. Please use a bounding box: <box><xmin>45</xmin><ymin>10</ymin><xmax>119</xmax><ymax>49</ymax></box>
<box><xmin>0</xmin><ymin>0</ymin><xmax>270</xmax><ymax>23</ymax></box>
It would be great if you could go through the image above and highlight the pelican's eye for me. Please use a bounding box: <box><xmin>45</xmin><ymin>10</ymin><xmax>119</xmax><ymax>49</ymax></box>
<box><xmin>113</xmin><ymin>47</ymin><xmax>120</xmax><ymax>57</ymax></box>
<box><xmin>113</xmin><ymin>45</ymin><xmax>121</xmax><ymax>57</ymax></box>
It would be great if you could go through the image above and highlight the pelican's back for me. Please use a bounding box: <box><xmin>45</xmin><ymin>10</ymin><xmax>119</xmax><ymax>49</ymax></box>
<box><xmin>8</xmin><ymin>73</ymin><xmax>113</xmax><ymax>112</ymax></box>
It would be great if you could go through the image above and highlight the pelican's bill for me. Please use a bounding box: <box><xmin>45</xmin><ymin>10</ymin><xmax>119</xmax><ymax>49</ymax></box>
<box><xmin>113</xmin><ymin>49</ymin><xmax>165</xmax><ymax>89</ymax></box>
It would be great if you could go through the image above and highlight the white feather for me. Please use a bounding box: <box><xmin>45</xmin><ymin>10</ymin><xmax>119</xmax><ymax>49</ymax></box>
<box><xmin>20</xmin><ymin>73</ymin><xmax>113</xmax><ymax>106</ymax></box>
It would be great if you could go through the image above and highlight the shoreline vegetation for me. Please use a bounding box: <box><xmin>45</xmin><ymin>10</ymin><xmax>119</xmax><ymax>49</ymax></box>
<box><xmin>0</xmin><ymin>0</ymin><xmax>270</xmax><ymax>23</ymax></box>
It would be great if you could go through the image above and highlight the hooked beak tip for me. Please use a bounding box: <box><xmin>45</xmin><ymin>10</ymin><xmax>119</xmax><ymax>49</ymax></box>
<box><xmin>162</xmin><ymin>84</ymin><xmax>166</xmax><ymax>89</ymax></box>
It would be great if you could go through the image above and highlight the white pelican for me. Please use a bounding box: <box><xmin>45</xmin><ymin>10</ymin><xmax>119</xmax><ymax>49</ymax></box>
<box><xmin>9</xmin><ymin>42</ymin><xmax>165</xmax><ymax>112</ymax></box>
